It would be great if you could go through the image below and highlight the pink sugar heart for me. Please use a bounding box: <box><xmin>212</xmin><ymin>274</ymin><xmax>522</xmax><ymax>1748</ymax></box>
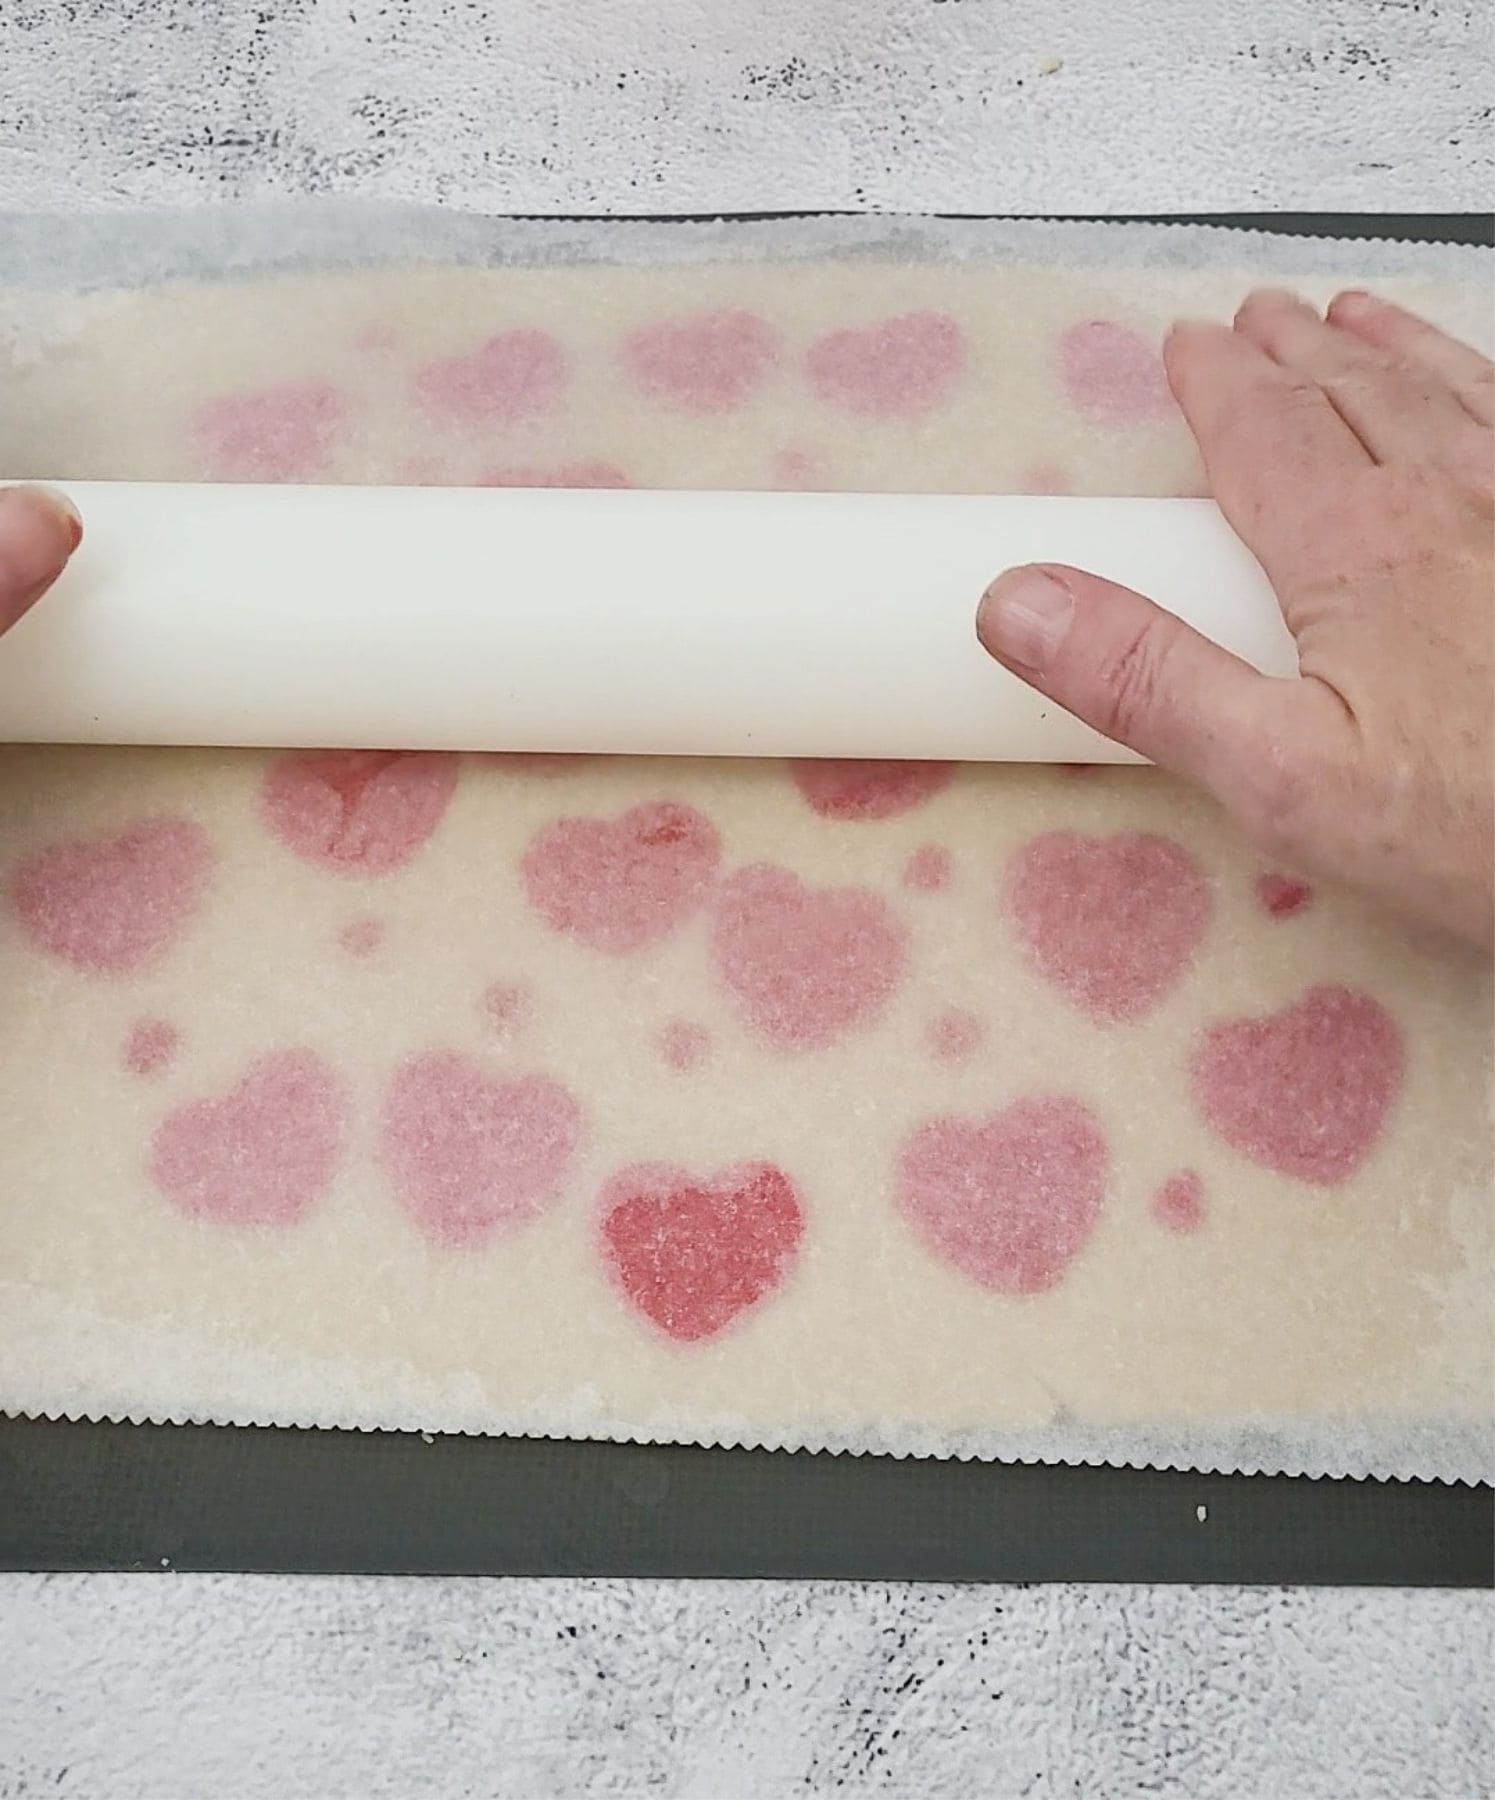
<box><xmin>620</xmin><ymin>309</ymin><xmax>780</xmax><ymax>413</ymax></box>
<box><xmin>897</xmin><ymin>1097</ymin><xmax>1109</xmax><ymax>1294</ymax></box>
<box><xmin>150</xmin><ymin>1050</ymin><xmax>347</xmax><ymax>1228</ymax></box>
<box><xmin>381</xmin><ymin>1051</ymin><xmax>581</xmax><ymax>1249</ymax></box>
<box><xmin>521</xmin><ymin>800</ymin><xmax>721</xmax><ymax>954</ymax></box>
<box><xmin>478</xmin><ymin>460</ymin><xmax>632</xmax><ymax>489</ymax></box>
<box><xmin>1191</xmin><ymin>985</ymin><xmax>1404</xmax><ymax>1186</ymax></box>
<box><xmin>599</xmin><ymin>1160</ymin><xmax>805</xmax><ymax>1342</ymax></box>
<box><xmin>192</xmin><ymin>381</ymin><xmax>346</xmax><ymax>481</ymax></box>
<box><xmin>788</xmin><ymin>759</ymin><xmax>952</xmax><ymax>822</ymax></box>
<box><xmin>805</xmin><ymin>311</ymin><xmax>966</xmax><ymax>417</ymax></box>
<box><xmin>412</xmin><ymin>330</ymin><xmax>567</xmax><ymax>423</ymax></box>
<box><xmin>710</xmin><ymin>863</ymin><xmax>908</xmax><ymax>1050</ymax></box>
<box><xmin>260</xmin><ymin>750</ymin><xmax>459</xmax><ymax>877</ymax></box>
<box><xmin>9</xmin><ymin>816</ymin><xmax>212</xmax><ymax>975</ymax></box>
<box><xmin>1057</xmin><ymin>320</ymin><xmax>1175</xmax><ymax>424</ymax></box>
<box><xmin>1005</xmin><ymin>831</ymin><xmax>1212</xmax><ymax>1024</ymax></box>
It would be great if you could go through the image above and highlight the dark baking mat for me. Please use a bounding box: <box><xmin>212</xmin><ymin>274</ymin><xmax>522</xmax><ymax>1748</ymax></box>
<box><xmin>1</xmin><ymin>1417</ymin><xmax>1490</xmax><ymax>1585</ymax></box>
<box><xmin>3</xmin><ymin>210</ymin><xmax>1489</xmax><ymax>1585</ymax></box>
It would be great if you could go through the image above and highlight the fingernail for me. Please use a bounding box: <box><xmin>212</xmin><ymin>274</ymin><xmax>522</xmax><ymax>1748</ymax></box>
<box><xmin>977</xmin><ymin>566</ymin><xmax>1074</xmax><ymax>672</ymax></box>
<box><xmin>1235</xmin><ymin>287</ymin><xmax>1317</xmax><ymax>328</ymax></box>
<box><xmin>25</xmin><ymin>483</ymin><xmax>83</xmax><ymax>550</ymax></box>
<box><xmin>0</xmin><ymin>482</ymin><xmax>84</xmax><ymax>554</ymax></box>
<box><xmin>1330</xmin><ymin>289</ymin><xmax>1376</xmax><ymax>317</ymax></box>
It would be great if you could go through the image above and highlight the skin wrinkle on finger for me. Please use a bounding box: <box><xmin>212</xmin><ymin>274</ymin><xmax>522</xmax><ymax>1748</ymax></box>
<box><xmin>1329</xmin><ymin>290</ymin><xmax>1495</xmax><ymax>429</ymax></box>
<box><xmin>1163</xmin><ymin>323</ymin><xmax>1371</xmax><ymax>608</ymax></box>
<box><xmin>1233</xmin><ymin>287</ymin><xmax>1490</xmax><ymax>478</ymax></box>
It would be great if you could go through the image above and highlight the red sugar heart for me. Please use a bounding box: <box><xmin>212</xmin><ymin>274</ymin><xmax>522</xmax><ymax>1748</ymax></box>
<box><xmin>9</xmin><ymin>816</ymin><xmax>212</xmax><ymax>975</ymax></box>
<box><xmin>711</xmin><ymin>863</ymin><xmax>908</xmax><ymax>1049</ymax></box>
<box><xmin>1005</xmin><ymin>831</ymin><xmax>1212</xmax><ymax>1024</ymax></box>
<box><xmin>897</xmin><ymin>1097</ymin><xmax>1109</xmax><ymax>1293</ymax></box>
<box><xmin>789</xmin><ymin>759</ymin><xmax>952</xmax><ymax>821</ymax></box>
<box><xmin>260</xmin><ymin>750</ymin><xmax>459</xmax><ymax>877</ymax></box>
<box><xmin>599</xmin><ymin>1161</ymin><xmax>805</xmax><ymax>1342</ymax></box>
<box><xmin>478</xmin><ymin>461</ymin><xmax>631</xmax><ymax>489</ymax></box>
<box><xmin>805</xmin><ymin>312</ymin><xmax>966</xmax><ymax>417</ymax></box>
<box><xmin>1191</xmin><ymin>985</ymin><xmax>1404</xmax><ymax>1185</ymax></box>
<box><xmin>381</xmin><ymin>1051</ymin><xmax>582</xmax><ymax>1249</ymax></box>
<box><xmin>521</xmin><ymin>800</ymin><xmax>721</xmax><ymax>954</ymax></box>
<box><xmin>620</xmin><ymin>309</ymin><xmax>779</xmax><ymax>413</ymax></box>
<box><xmin>192</xmin><ymin>381</ymin><xmax>346</xmax><ymax>481</ymax></box>
<box><xmin>1057</xmin><ymin>320</ymin><xmax>1174</xmax><ymax>424</ymax></box>
<box><xmin>412</xmin><ymin>330</ymin><xmax>567</xmax><ymax>423</ymax></box>
<box><xmin>150</xmin><ymin>1049</ymin><xmax>347</xmax><ymax>1229</ymax></box>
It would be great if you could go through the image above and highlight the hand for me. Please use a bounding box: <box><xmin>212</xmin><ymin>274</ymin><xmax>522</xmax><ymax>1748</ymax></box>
<box><xmin>0</xmin><ymin>484</ymin><xmax>82</xmax><ymax>635</ymax></box>
<box><xmin>978</xmin><ymin>289</ymin><xmax>1494</xmax><ymax>948</ymax></box>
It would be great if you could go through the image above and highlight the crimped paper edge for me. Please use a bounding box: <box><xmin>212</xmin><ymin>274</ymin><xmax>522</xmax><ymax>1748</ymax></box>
<box><xmin>3</xmin><ymin>1283</ymin><xmax>1489</xmax><ymax>1486</ymax></box>
<box><xmin>6</xmin><ymin>1392</ymin><xmax>1490</xmax><ymax>1488</ymax></box>
<box><xmin>0</xmin><ymin>205</ymin><xmax>1490</xmax><ymax>296</ymax></box>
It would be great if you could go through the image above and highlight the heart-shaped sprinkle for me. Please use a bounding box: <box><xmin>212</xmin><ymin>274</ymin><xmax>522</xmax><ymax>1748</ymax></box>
<box><xmin>897</xmin><ymin>1096</ymin><xmax>1108</xmax><ymax>1293</ymax></box>
<box><xmin>1191</xmin><ymin>986</ymin><xmax>1403</xmax><ymax>1185</ymax></box>
<box><xmin>599</xmin><ymin>1160</ymin><xmax>805</xmax><ymax>1341</ymax></box>
<box><xmin>1005</xmin><ymin>831</ymin><xmax>1211</xmax><ymax>1024</ymax></box>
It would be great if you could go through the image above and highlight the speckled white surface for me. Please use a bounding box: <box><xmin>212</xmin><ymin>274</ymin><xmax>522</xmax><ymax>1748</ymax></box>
<box><xmin>0</xmin><ymin>1576</ymin><xmax>1482</xmax><ymax>1800</ymax></box>
<box><xmin>0</xmin><ymin>1576</ymin><xmax>1489</xmax><ymax>1799</ymax></box>
<box><xmin>0</xmin><ymin>0</ymin><xmax>1490</xmax><ymax>213</ymax></box>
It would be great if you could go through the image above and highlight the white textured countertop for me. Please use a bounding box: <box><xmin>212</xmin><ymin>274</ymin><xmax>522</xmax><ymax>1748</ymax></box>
<box><xmin>0</xmin><ymin>0</ymin><xmax>1490</xmax><ymax>214</ymax></box>
<box><xmin>3</xmin><ymin>1576</ymin><xmax>1491</xmax><ymax>1798</ymax></box>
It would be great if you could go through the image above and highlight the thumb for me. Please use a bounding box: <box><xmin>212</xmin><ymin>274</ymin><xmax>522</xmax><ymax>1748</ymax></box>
<box><xmin>0</xmin><ymin>484</ymin><xmax>83</xmax><ymax>635</ymax></box>
<box><xmin>976</xmin><ymin>561</ymin><xmax>1284</xmax><ymax>793</ymax></box>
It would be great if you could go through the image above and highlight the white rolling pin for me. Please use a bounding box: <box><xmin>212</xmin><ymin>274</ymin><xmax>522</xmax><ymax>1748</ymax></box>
<box><xmin>0</xmin><ymin>484</ymin><xmax>1296</xmax><ymax>761</ymax></box>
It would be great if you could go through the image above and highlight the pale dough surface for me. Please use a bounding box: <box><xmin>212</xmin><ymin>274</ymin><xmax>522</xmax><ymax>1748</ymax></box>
<box><xmin>1</xmin><ymin>249</ymin><xmax>1490</xmax><ymax>1477</ymax></box>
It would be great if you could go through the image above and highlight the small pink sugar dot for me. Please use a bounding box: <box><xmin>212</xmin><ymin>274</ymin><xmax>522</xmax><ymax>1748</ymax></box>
<box><xmin>1018</xmin><ymin>462</ymin><xmax>1073</xmax><ymax>496</ymax></box>
<box><xmin>903</xmin><ymin>844</ymin><xmax>952</xmax><ymax>892</ymax></box>
<box><xmin>338</xmin><ymin>917</ymin><xmax>385</xmax><ymax>957</ymax></box>
<box><xmin>1152</xmin><ymin>1169</ymin><xmax>1205</xmax><ymax>1233</ymax></box>
<box><xmin>124</xmin><ymin>1018</ymin><xmax>180</xmax><ymax>1077</ymax></box>
<box><xmin>771</xmin><ymin>448</ymin><xmax>828</xmax><ymax>490</ymax></box>
<box><xmin>353</xmin><ymin>322</ymin><xmax>401</xmax><ymax>354</ymax></box>
<box><xmin>482</xmin><ymin>982</ymin><xmax>531</xmax><ymax>1034</ymax></box>
<box><xmin>393</xmin><ymin>457</ymin><xmax>448</xmax><ymax>486</ymax></box>
<box><xmin>1255</xmin><ymin>873</ymin><xmax>1313</xmax><ymax>919</ymax></box>
<box><xmin>659</xmin><ymin>1019</ymin><xmax>710</xmax><ymax>1071</ymax></box>
<box><xmin>927</xmin><ymin>1008</ymin><xmax>982</xmax><ymax>1062</ymax></box>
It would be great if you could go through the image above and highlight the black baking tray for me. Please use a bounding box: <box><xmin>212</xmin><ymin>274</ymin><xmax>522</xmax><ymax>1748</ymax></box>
<box><xmin>2</xmin><ymin>212</ymin><xmax>1490</xmax><ymax>1585</ymax></box>
<box><xmin>1</xmin><ymin>1417</ymin><xmax>1490</xmax><ymax>1585</ymax></box>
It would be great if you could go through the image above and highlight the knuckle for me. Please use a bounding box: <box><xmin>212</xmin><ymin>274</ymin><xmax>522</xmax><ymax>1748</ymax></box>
<box><xmin>1232</xmin><ymin>739</ymin><xmax>1323</xmax><ymax>857</ymax></box>
<box><xmin>1373</xmin><ymin>462</ymin><xmax>1436</xmax><ymax>521</ymax></box>
<box><xmin>1274</xmin><ymin>374</ymin><xmax>1332</xmax><ymax>427</ymax></box>
<box><xmin>1447</xmin><ymin>433</ymin><xmax>1495</xmax><ymax>512</ymax></box>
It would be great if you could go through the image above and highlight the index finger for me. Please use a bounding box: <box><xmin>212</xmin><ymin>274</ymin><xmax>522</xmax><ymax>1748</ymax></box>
<box><xmin>1328</xmin><ymin>290</ymin><xmax>1494</xmax><ymax>426</ymax></box>
<box><xmin>0</xmin><ymin>484</ymin><xmax>83</xmax><ymax>634</ymax></box>
<box><xmin>1163</xmin><ymin>319</ymin><xmax>1371</xmax><ymax>600</ymax></box>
